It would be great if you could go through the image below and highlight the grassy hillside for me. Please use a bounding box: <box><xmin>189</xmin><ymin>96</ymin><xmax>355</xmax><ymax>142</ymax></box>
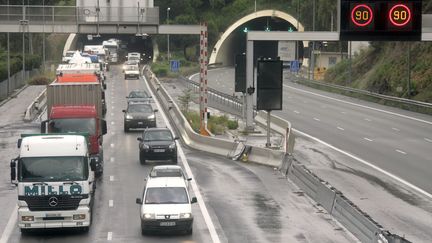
<box><xmin>324</xmin><ymin>42</ymin><xmax>432</xmax><ymax>103</ymax></box>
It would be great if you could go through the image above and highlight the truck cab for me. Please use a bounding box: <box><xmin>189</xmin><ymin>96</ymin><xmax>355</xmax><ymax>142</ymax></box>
<box><xmin>10</xmin><ymin>134</ymin><xmax>97</xmax><ymax>233</ymax></box>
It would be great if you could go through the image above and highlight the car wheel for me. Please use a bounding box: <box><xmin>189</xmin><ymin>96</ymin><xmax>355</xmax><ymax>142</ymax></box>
<box><xmin>139</xmin><ymin>152</ymin><xmax>146</xmax><ymax>164</ymax></box>
<box><xmin>124</xmin><ymin>125</ymin><xmax>129</xmax><ymax>132</ymax></box>
<box><xmin>172</xmin><ymin>156</ymin><xmax>178</xmax><ymax>164</ymax></box>
<box><xmin>20</xmin><ymin>228</ymin><xmax>32</xmax><ymax>234</ymax></box>
<box><xmin>124</xmin><ymin>75</ymin><xmax>127</xmax><ymax>79</ymax></box>
<box><xmin>186</xmin><ymin>227</ymin><xmax>193</xmax><ymax>235</ymax></box>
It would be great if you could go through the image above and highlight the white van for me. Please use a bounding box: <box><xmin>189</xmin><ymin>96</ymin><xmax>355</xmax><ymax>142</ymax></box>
<box><xmin>136</xmin><ymin>177</ymin><xmax>197</xmax><ymax>235</ymax></box>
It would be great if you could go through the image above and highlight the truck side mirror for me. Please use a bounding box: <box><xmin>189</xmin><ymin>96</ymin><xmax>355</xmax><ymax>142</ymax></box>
<box><xmin>137</xmin><ymin>137</ymin><xmax>143</xmax><ymax>142</ymax></box>
<box><xmin>154</xmin><ymin>109</ymin><xmax>158</xmax><ymax>112</ymax></box>
<box><xmin>41</xmin><ymin>120</ymin><xmax>48</xmax><ymax>133</ymax></box>
<box><xmin>191</xmin><ymin>197</ymin><xmax>197</xmax><ymax>204</ymax></box>
<box><xmin>17</xmin><ymin>139</ymin><xmax>22</xmax><ymax>149</ymax></box>
<box><xmin>101</xmin><ymin>120</ymin><xmax>107</xmax><ymax>135</ymax></box>
<box><xmin>90</xmin><ymin>158</ymin><xmax>97</xmax><ymax>171</ymax></box>
<box><xmin>136</xmin><ymin>198</ymin><xmax>143</xmax><ymax>204</ymax></box>
<box><xmin>10</xmin><ymin>159</ymin><xmax>17</xmax><ymax>184</ymax></box>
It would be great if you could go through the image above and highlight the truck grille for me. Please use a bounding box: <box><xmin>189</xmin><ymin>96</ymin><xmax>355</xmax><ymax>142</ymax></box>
<box><xmin>18</xmin><ymin>195</ymin><xmax>88</xmax><ymax>211</ymax></box>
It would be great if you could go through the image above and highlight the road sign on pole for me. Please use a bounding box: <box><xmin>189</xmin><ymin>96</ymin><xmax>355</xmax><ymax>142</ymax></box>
<box><xmin>170</xmin><ymin>60</ymin><xmax>180</xmax><ymax>72</ymax></box>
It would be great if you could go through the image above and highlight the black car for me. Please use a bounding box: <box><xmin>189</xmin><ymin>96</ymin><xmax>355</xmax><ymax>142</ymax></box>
<box><xmin>123</xmin><ymin>103</ymin><xmax>157</xmax><ymax>132</ymax></box>
<box><xmin>137</xmin><ymin>128</ymin><xmax>179</xmax><ymax>164</ymax></box>
<box><xmin>126</xmin><ymin>90</ymin><xmax>152</xmax><ymax>103</ymax></box>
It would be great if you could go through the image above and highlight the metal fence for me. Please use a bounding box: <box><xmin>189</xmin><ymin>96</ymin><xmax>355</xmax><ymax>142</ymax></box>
<box><xmin>0</xmin><ymin>5</ymin><xmax>159</xmax><ymax>25</ymax></box>
<box><xmin>0</xmin><ymin>69</ymin><xmax>40</xmax><ymax>101</ymax></box>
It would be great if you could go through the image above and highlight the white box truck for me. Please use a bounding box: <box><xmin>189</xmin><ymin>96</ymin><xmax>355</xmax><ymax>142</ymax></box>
<box><xmin>10</xmin><ymin>134</ymin><xmax>97</xmax><ymax>233</ymax></box>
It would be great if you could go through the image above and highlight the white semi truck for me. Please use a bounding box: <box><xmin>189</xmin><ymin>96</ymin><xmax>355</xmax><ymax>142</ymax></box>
<box><xmin>10</xmin><ymin>134</ymin><xmax>97</xmax><ymax>233</ymax></box>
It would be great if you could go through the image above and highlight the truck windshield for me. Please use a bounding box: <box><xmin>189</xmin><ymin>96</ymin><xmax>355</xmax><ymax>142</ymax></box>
<box><xmin>145</xmin><ymin>187</ymin><xmax>188</xmax><ymax>204</ymax></box>
<box><xmin>49</xmin><ymin>118</ymin><xmax>96</xmax><ymax>135</ymax></box>
<box><xmin>19</xmin><ymin>156</ymin><xmax>88</xmax><ymax>182</ymax></box>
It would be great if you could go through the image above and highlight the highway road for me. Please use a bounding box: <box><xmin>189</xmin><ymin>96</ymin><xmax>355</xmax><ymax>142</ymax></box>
<box><xmin>191</xmin><ymin>67</ymin><xmax>432</xmax><ymax>196</ymax></box>
<box><xmin>0</xmin><ymin>65</ymin><xmax>355</xmax><ymax>242</ymax></box>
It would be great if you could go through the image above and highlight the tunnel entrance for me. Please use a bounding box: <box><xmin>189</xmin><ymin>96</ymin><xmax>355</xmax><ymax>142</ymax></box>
<box><xmin>210</xmin><ymin>10</ymin><xmax>306</xmax><ymax>67</ymax></box>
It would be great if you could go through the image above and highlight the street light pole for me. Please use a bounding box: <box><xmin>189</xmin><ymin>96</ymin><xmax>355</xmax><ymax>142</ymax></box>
<box><xmin>167</xmin><ymin>7</ymin><xmax>170</xmax><ymax>60</ymax></box>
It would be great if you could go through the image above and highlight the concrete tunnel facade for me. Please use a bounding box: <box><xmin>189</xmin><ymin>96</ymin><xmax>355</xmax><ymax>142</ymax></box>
<box><xmin>209</xmin><ymin>10</ymin><xmax>308</xmax><ymax>66</ymax></box>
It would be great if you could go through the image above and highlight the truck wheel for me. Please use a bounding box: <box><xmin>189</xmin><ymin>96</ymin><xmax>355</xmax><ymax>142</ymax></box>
<box><xmin>139</xmin><ymin>152</ymin><xmax>146</xmax><ymax>164</ymax></box>
<box><xmin>186</xmin><ymin>227</ymin><xmax>193</xmax><ymax>235</ymax></box>
<box><xmin>80</xmin><ymin>226</ymin><xmax>90</xmax><ymax>233</ymax></box>
<box><xmin>172</xmin><ymin>156</ymin><xmax>178</xmax><ymax>164</ymax></box>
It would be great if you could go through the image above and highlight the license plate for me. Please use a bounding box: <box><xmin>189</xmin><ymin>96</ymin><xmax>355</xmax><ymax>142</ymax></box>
<box><xmin>45</xmin><ymin>213</ymin><xmax>61</xmax><ymax>217</ymax></box>
<box><xmin>154</xmin><ymin>149</ymin><xmax>165</xmax><ymax>153</ymax></box>
<box><xmin>160</xmin><ymin>221</ymin><xmax>175</xmax><ymax>226</ymax></box>
<box><xmin>138</xmin><ymin>122</ymin><xmax>143</xmax><ymax>125</ymax></box>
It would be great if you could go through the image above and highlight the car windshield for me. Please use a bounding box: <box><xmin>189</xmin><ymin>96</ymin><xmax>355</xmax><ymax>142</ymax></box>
<box><xmin>145</xmin><ymin>187</ymin><xmax>188</xmax><ymax>204</ymax></box>
<box><xmin>150</xmin><ymin>169</ymin><xmax>183</xmax><ymax>178</ymax></box>
<box><xmin>144</xmin><ymin>130</ymin><xmax>173</xmax><ymax>141</ymax></box>
<box><xmin>128</xmin><ymin>91</ymin><xmax>149</xmax><ymax>98</ymax></box>
<box><xmin>19</xmin><ymin>156</ymin><xmax>88</xmax><ymax>182</ymax></box>
<box><xmin>49</xmin><ymin>118</ymin><xmax>96</xmax><ymax>135</ymax></box>
<box><xmin>128</xmin><ymin>104</ymin><xmax>152</xmax><ymax>113</ymax></box>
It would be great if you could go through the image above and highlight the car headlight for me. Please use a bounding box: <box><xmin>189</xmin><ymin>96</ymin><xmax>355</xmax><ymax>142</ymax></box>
<box><xmin>180</xmin><ymin>213</ymin><xmax>191</xmax><ymax>219</ymax></box>
<box><xmin>143</xmin><ymin>144</ymin><xmax>150</xmax><ymax>149</ymax></box>
<box><xmin>147</xmin><ymin>114</ymin><xmax>155</xmax><ymax>120</ymax></box>
<box><xmin>126</xmin><ymin>114</ymin><xmax>133</xmax><ymax>119</ymax></box>
<box><xmin>143</xmin><ymin>213</ymin><xmax>155</xmax><ymax>219</ymax></box>
<box><xmin>169</xmin><ymin>142</ymin><xmax>176</xmax><ymax>149</ymax></box>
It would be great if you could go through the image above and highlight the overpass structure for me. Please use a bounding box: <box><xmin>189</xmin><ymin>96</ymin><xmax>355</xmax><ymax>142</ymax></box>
<box><xmin>0</xmin><ymin>5</ymin><xmax>202</xmax><ymax>35</ymax></box>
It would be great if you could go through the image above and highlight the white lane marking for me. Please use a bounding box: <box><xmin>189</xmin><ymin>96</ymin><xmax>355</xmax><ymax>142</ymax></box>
<box><xmin>364</xmin><ymin>118</ymin><xmax>372</xmax><ymax>122</ymax></box>
<box><xmin>111</xmin><ymin>121</ymin><xmax>115</xmax><ymax>125</ymax></box>
<box><xmin>337</xmin><ymin>126</ymin><xmax>345</xmax><ymax>131</ymax></box>
<box><xmin>110</xmin><ymin>157</ymin><xmax>115</xmax><ymax>163</ymax></box>
<box><xmin>293</xmin><ymin>128</ymin><xmax>432</xmax><ymax>200</ymax></box>
<box><xmin>107</xmin><ymin>232</ymin><xmax>113</xmax><ymax>241</ymax></box>
<box><xmin>110</xmin><ymin>176</ymin><xmax>114</xmax><ymax>181</ymax></box>
<box><xmin>111</xmin><ymin>113</ymin><xmax>114</xmax><ymax>116</ymax></box>
<box><xmin>396</xmin><ymin>149</ymin><xmax>407</xmax><ymax>155</ymax></box>
<box><xmin>111</xmin><ymin>106</ymin><xmax>115</xmax><ymax>109</ymax></box>
<box><xmin>109</xmin><ymin>200</ymin><xmax>114</xmax><ymax>207</ymax></box>
<box><xmin>313</xmin><ymin>117</ymin><xmax>320</xmax><ymax>121</ymax></box>
<box><xmin>392</xmin><ymin>127</ymin><xmax>400</xmax><ymax>132</ymax></box>
<box><xmin>285</xmin><ymin>84</ymin><xmax>432</xmax><ymax>125</ymax></box>
<box><xmin>424</xmin><ymin>138</ymin><xmax>432</xmax><ymax>143</ymax></box>
<box><xmin>110</xmin><ymin>143</ymin><xmax>115</xmax><ymax>148</ymax></box>
<box><xmin>294</xmin><ymin>110</ymin><xmax>300</xmax><ymax>114</ymax></box>
<box><xmin>0</xmin><ymin>206</ymin><xmax>17</xmax><ymax>243</ymax></box>
<box><xmin>143</xmin><ymin>73</ymin><xmax>221</xmax><ymax>243</ymax></box>
<box><xmin>363</xmin><ymin>137</ymin><xmax>373</xmax><ymax>142</ymax></box>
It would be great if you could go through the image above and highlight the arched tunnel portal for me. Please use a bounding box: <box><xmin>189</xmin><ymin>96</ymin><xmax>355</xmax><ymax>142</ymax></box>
<box><xmin>209</xmin><ymin>10</ymin><xmax>308</xmax><ymax>67</ymax></box>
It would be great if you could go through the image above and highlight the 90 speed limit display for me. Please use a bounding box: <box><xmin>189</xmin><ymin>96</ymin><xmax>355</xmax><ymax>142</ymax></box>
<box><xmin>340</xmin><ymin>0</ymin><xmax>421</xmax><ymax>41</ymax></box>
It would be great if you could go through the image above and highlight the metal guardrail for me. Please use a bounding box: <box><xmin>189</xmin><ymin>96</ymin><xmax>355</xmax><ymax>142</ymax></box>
<box><xmin>181</xmin><ymin>77</ymin><xmax>243</xmax><ymax>116</ymax></box>
<box><xmin>0</xmin><ymin>5</ymin><xmax>159</xmax><ymax>25</ymax></box>
<box><xmin>287</xmin><ymin>73</ymin><xmax>432</xmax><ymax>114</ymax></box>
